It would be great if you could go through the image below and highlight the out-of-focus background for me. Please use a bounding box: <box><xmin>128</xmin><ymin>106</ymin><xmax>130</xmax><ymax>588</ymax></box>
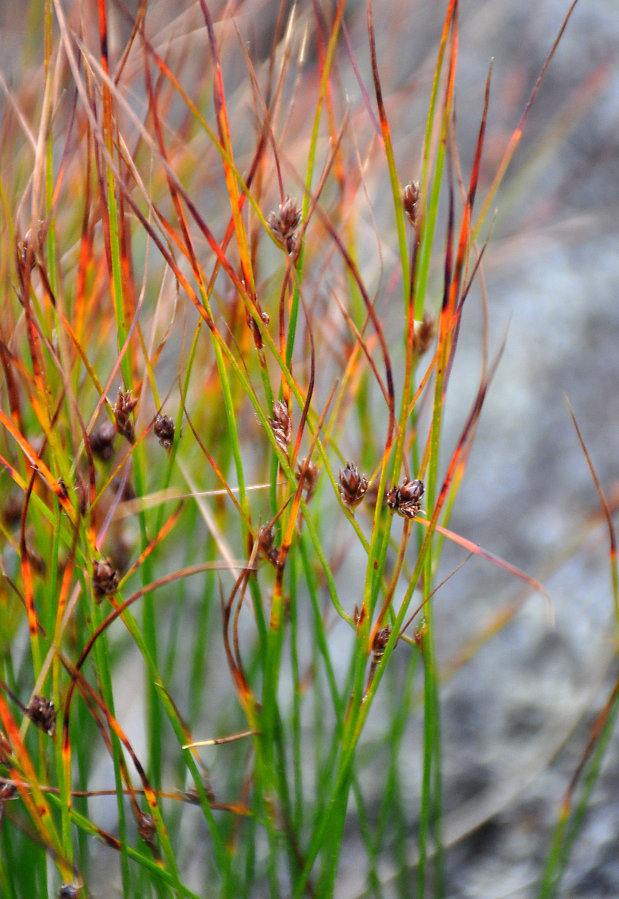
<box><xmin>2</xmin><ymin>1</ymin><xmax>619</xmax><ymax>896</ymax></box>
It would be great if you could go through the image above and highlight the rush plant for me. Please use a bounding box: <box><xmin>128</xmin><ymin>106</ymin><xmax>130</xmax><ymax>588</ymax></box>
<box><xmin>1</xmin><ymin>1</ymin><xmax>612</xmax><ymax>897</ymax></box>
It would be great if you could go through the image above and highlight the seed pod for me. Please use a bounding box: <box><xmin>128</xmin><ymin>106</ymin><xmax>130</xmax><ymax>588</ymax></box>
<box><xmin>93</xmin><ymin>559</ymin><xmax>119</xmax><ymax>598</ymax></box>
<box><xmin>17</xmin><ymin>220</ymin><xmax>46</xmax><ymax>271</ymax></box>
<box><xmin>26</xmin><ymin>695</ymin><xmax>56</xmax><ymax>737</ymax></box>
<box><xmin>297</xmin><ymin>457</ymin><xmax>320</xmax><ymax>501</ymax></box>
<box><xmin>412</xmin><ymin>313</ymin><xmax>436</xmax><ymax>357</ymax></box>
<box><xmin>138</xmin><ymin>811</ymin><xmax>157</xmax><ymax>847</ymax></box>
<box><xmin>258</xmin><ymin>524</ymin><xmax>279</xmax><ymax>566</ymax></box>
<box><xmin>338</xmin><ymin>462</ymin><xmax>369</xmax><ymax>510</ymax></box>
<box><xmin>386</xmin><ymin>478</ymin><xmax>424</xmax><ymax>519</ymax></box>
<box><xmin>154</xmin><ymin>413</ymin><xmax>175</xmax><ymax>449</ymax></box>
<box><xmin>58</xmin><ymin>884</ymin><xmax>83</xmax><ymax>899</ymax></box>
<box><xmin>91</xmin><ymin>421</ymin><xmax>117</xmax><ymax>460</ymax></box>
<box><xmin>114</xmin><ymin>388</ymin><xmax>138</xmax><ymax>444</ymax></box>
<box><xmin>372</xmin><ymin>626</ymin><xmax>392</xmax><ymax>659</ymax></box>
<box><xmin>402</xmin><ymin>181</ymin><xmax>420</xmax><ymax>226</ymax></box>
<box><xmin>269</xmin><ymin>400</ymin><xmax>291</xmax><ymax>453</ymax></box>
<box><xmin>268</xmin><ymin>196</ymin><xmax>302</xmax><ymax>255</ymax></box>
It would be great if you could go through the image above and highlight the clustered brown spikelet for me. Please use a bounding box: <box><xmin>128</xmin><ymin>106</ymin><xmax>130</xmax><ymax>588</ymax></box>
<box><xmin>258</xmin><ymin>524</ymin><xmax>279</xmax><ymax>566</ymax></box>
<box><xmin>137</xmin><ymin>811</ymin><xmax>157</xmax><ymax>847</ymax></box>
<box><xmin>154</xmin><ymin>413</ymin><xmax>175</xmax><ymax>448</ymax></box>
<box><xmin>372</xmin><ymin>626</ymin><xmax>392</xmax><ymax>660</ymax></box>
<box><xmin>26</xmin><ymin>695</ymin><xmax>56</xmax><ymax>737</ymax></box>
<box><xmin>402</xmin><ymin>180</ymin><xmax>420</xmax><ymax>226</ymax></box>
<box><xmin>412</xmin><ymin>312</ymin><xmax>436</xmax><ymax>357</ymax></box>
<box><xmin>92</xmin><ymin>559</ymin><xmax>119</xmax><ymax>598</ymax></box>
<box><xmin>114</xmin><ymin>388</ymin><xmax>138</xmax><ymax>444</ymax></box>
<box><xmin>269</xmin><ymin>400</ymin><xmax>292</xmax><ymax>453</ymax></box>
<box><xmin>58</xmin><ymin>883</ymin><xmax>83</xmax><ymax>899</ymax></box>
<box><xmin>386</xmin><ymin>478</ymin><xmax>425</xmax><ymax>519</ymax></box>
<box><xmin>268</xmin><ymin>196</ymin><xmax>302</xmax><ymax>256</ymax></box>
<box><xmin>90</xmin><ymin>421</ymin><xmax>116</xmax><ymax>460</ymax></box>
<box><xmin>338</xmin><ymin>462</ymin><xmax>369</xmax><ymax>510</ymax></box>
<box><xmin>17</xmin><ymin>220</ymin><xmax>46</xmax><ymax>271</ymax></box>
<box><xmin>296</xmin><ymin>457</ymin><xmax>320</xmax><ymax>501</ymax></box>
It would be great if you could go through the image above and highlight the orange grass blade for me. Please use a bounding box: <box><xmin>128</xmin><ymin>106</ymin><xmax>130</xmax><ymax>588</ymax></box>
<box><xmin>0</xmin><ymin>407</ymin><xmax>74</xmax><ymax>517</ymax></box>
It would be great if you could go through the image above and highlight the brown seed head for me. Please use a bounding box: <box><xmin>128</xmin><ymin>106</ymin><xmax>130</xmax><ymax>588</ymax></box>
<box><xmin>17</xmin><ymin>221</ymin><xmax>46</xmax><ymax>271</ymax></box>
<box><xmin>269</xmin><ymin>400</ymin><xmax>291</xmax><ymax>453</ymax></box>
<box><xmin>90</xmin><ymin>421</ymin><xmax>117</xmax><ymax>460</ymax></box>
<box><xmin>114</xmin><ymin>388</ymin><xmax>138</xmax><ymax>444</ymax></box>
<box><xmin>338</xmin><ymin>462</ymin><xmax>369</xmax><ymax>510</ymax></box>
<box><xmin>258</xmin><ymin>524</ymin><xmax>279</xmax><ymax>566</ymax></box>
<box><xmin>154</xmin><ymin>413</ymin><xmax>175</xmax><ymax>449</ymax></box>
<box><xmin>268</xmin><ymin>196</ymin><xmax>302</xmax><ymax>255</ymax></box>
<box><xmin>58</xmin><ymin>884</ymin><xmax>82</xmax><ymax>899</ymax></box>
<box><xmin>0</xmin><ymin>780</ymin><xmax>17</xmax><ymax>802</ymax></box>
<box><xmin>93</xmin><ymin>559</ymin><xmax>119</xmax><ymax>598</ymax></box>
<box><xmin>372</xmin><ymin>626</ymin><xmax>392</xmax><ymax>658</ymax></box>
<box><xmin>138</xmin><ymin>811</ymin><xmax>157</xmax><ymax>847</ymax></box>
<box><xmin>386</xmin><ymin>478</ymin><xmax>425</xmax><ymax>519</ymax></box>
<box><xmin>26</xmin><ymin>695</ymin><xmax>56</xmax><ymax>737</ymax></box>
<box><xmin>412</xmin><ymin>313</ymin><xmax>436</xmax><ymax>357</ymax></box>
<box><xmin>402</xmin><ymin>181</ymin><xmax>420</xmax><ymax>226</ymax></box>
<box><xmin>296</xmin><ymin>457</ymin><xmax>320</xmax><ymax>501</ymax></box>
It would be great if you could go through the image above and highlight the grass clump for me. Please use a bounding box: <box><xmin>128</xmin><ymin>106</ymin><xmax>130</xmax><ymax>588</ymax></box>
<box><xmin>1</xmin><ymin>1</ymin><xmax>616</xmax><ymax>897</ymax></box>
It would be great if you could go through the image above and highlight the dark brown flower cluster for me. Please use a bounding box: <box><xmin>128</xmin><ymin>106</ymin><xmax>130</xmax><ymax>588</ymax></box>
<box><xmin>386</xmin><ymin>478</ymin><xmax>424</xmax><ymax>519</ymax></box>
<box><xmin>114</xmin><ymin>388</ymin><xmax>138</xmax><ymax>444</ymax></box>
<box><xmin>17</xmin><ymin>220</ymin><xmax>46</xmax><ymax>271</ymax></box>
<box><xmin>296</xmin><ymin>457</ymin><xmax>320</xmax><ymax>501</ymax></box>
<box><xmin>412</xmin><ymin>313</ymin><xmax>436</xmax><ymax>357</ymax></box>
<box><xmin>154</xmin><ymin>413</ymin><xmax>175</xmax><ymax>449</ymax></box>
<box><xmin>26</xmin><ymin>695</ymin><xmax>56</xmax><ymax>737</ymax></box>
<box><xmin>269</xmin><ymin>400</ymin><xmax>291</xmax><ymax>453</ymax></box>
<box><xmin>268</xmin><ymin>197</ymin><xmax>302</xmax><ymax>256</ymax></box>
<box><xmin>137</xmin><ymin>811</ymin><xmax>156</xmax><ymax>848</ymax></box>
<box><xmin>258</xmin><ymin>524</ymin><xmax>279</xmax><ymax>567</ymax></box>
<box><xmin>372</xmin><ymin>626</ymin><xmax>392</xmax><ymax>660</ymax></box>
<box><xmin>91</xmin><ymin>421</ymin><xmax>116</xmax><ymax>460</ymax></box>
<box><xmin>338</xmin><ymin>462</ymin><xmax>369</xmax><ymax>510</ymax></box>
<box><xmin>93</xmin><ymin>559</ymin><xmax>119</xmax><ymax>598</ymax></box>
<box><xmin>402</xmin><ymin>181</ymin><xmax>420</xmax><ymax>226</ymax></box>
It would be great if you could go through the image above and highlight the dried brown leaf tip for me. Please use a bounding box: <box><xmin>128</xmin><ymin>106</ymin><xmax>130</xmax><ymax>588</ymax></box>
<box><xmin>154</xmin><ymin>413</ymin><xmax>175</xmax><ymax>449</ymax></box>
<box><xmin>386</xmin><ymin>478</ymin><xmax>424</xmax><ymax>520</ymax></box>
<box><xmin>114</xmin><ymin>388</ymin><xmax>138</xmax><ymax>444</ymax></box>
<box><xmin>339</xmin><ymin>462</ymin><xmax>369</xmax><ymax>511</ymax></box>
<box><xmin>296</xmin><ymin>457</ymin><xmax>320</xmax><ymax>501</ymax></box>
<box><xmin>412</xmin><ymin>312</ymin><xmax>436</xmax><ymax>357</ymax></box>
<box><xmin>26</xmin><ymin>695</ymin><xmax>56</xmax><ymax>737</ymax></box>
<box><xmin>90</xmin><ymin>421</ymin><xmax>117</xmax><ymax>460</ymax></box>
<box><xmin>268</xmin><ymin>196</ymin><xmax>302</xmax><ymax>255</ymax></box>
<box><xmin>93</xmin><ymin>559</ymin><xmax>119</xmax><ymax>598</ymax></box>
<box><xmin>402</xmin><ymin>181</ymin><xmax>420</xmax><ymax>226</ymax></box>
<box><xmin>269</xmin><ymin>400</ymin><xmax>291</xmax><ymax>453</ymax></box>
